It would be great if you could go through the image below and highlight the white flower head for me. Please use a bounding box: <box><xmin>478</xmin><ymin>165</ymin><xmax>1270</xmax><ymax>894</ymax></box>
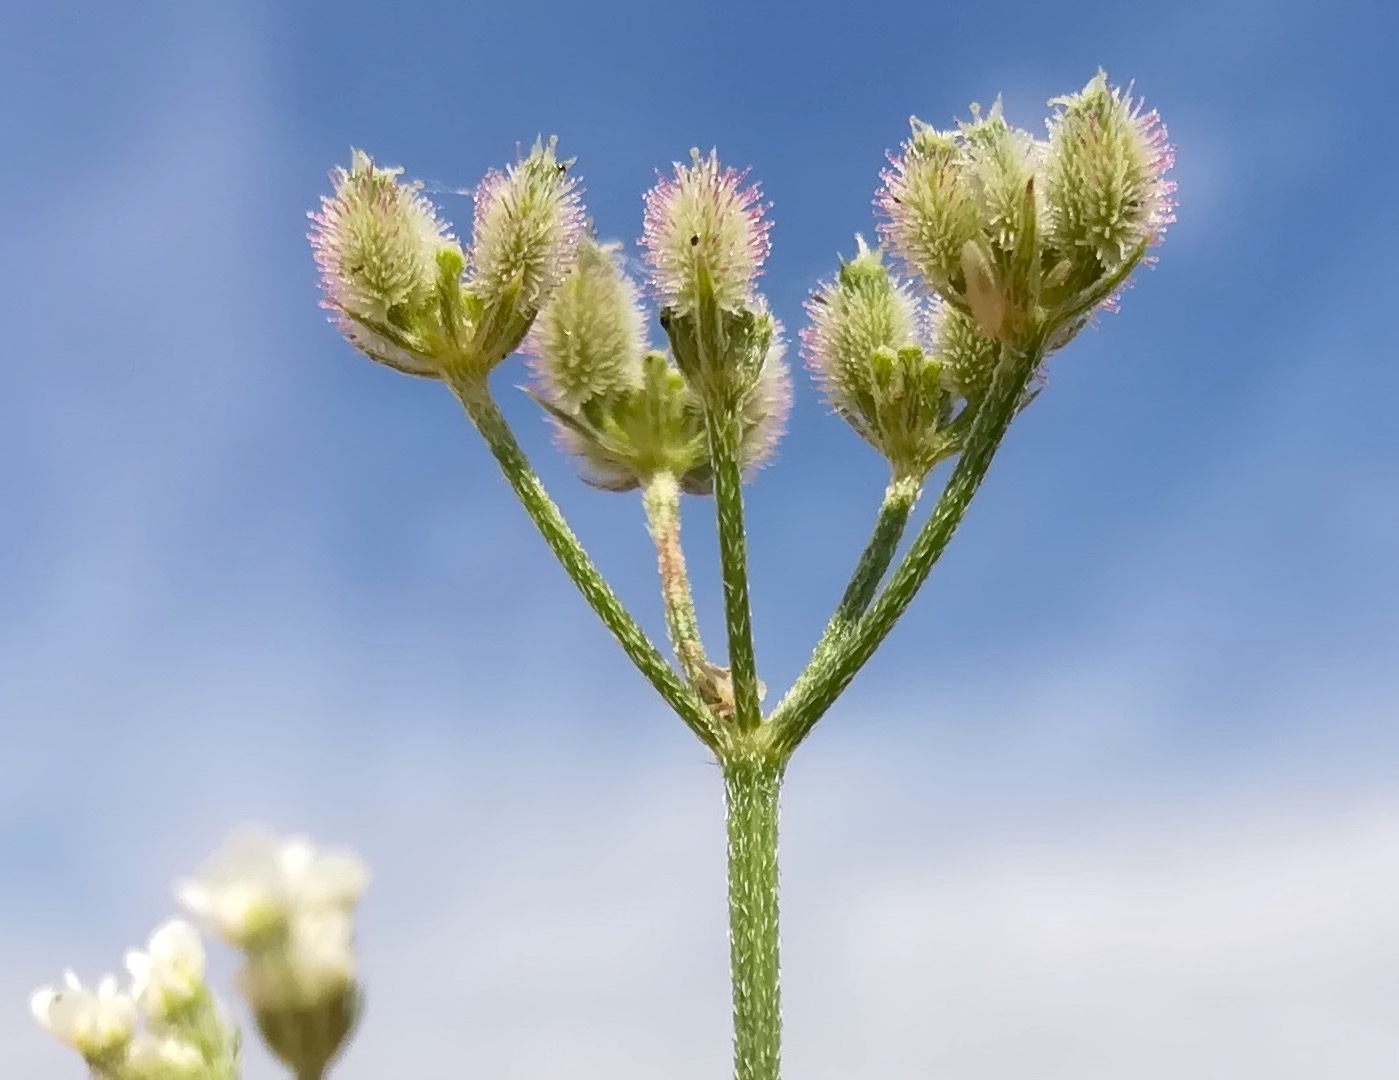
<box><xmin>30</xmin><ymin>970</ymin><xmax>137</xmax><ymax>1059</ymax></box>
<box><xmin>124</xmin><ymin>919</ymin><xmax>207</xmax><ymax>1019</ymax></box>
<box><xmin>177</xmin><ymin>826</ymin><xmax>369</xmax><ymax>949</ymax></box>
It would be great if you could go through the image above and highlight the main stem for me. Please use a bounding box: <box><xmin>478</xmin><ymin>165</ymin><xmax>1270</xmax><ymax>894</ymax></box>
<box><xmin>724</xmin><ymin>757</ymin><xmax>784</xmax><ymax>1080</ymax></box>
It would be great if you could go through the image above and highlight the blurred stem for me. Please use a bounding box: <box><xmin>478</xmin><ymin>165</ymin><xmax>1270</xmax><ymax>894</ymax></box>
<box><xmin>705</xmin><ymin>405</ymin><xmax>762</xmax><ymax>730</ymax></box>
<box><xmin>447</xmin><ymin>373</ymin><xmax>722</xmax><ymax>750</ymax></box>
<box><xmin>770</xmin><ymin>344</ymin><xmax>1041</xmax><ymax>754</ymax></box>
<box><xmin>641</xmin><ymin>471</ymin><xmax>712</xmax><ymax>690</ymax></box>
<box><xmin>724</xmin><ymin>757</ymin><xmax>784</xmax><ymax>1080</ymax></box>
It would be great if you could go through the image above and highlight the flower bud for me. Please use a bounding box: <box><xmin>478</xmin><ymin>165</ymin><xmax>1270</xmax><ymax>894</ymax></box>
<box><xmin>531</xmin><ymin>339</ymin><xmax>787</xmax><ymax>494</ymax></box>
<box><xmin>934</xmin><ymin>304</ymin><xmax>1003</xmax><ymax>406</ymax></box>
<box><xmin>641</xmin><ymin>149</ymin><xmax>770</xmax><ymax>316</ymax></box>
<box><xmin>1043</xmin><ymin>72</ymin><xmax>1176</xmax><ymax>291</ymax></box>
<box><xmin>468</xmin><ymin>137</ymin><xmax>585</xmax><ymax>363</ymax></box>
<box><xmin>878</xmin><ymin>103</ymin><xmax>1040</xmax><ymax>340</ymax></box>
<box><xmin>876</xmin><ymin>120</ymin><xmax>983</xmax><ymax>303</ymax></box>
<box><xmin>309</xmin><ymin>150</ymin><xmax>460</xmax><ymax>377</ymax></box>
<box><xmin>524</xmin><ymin>237</ymin><xmax>647</xmax><ymax>409</ymax></box>
<box><xmin>236</xmin><ymin>909</ymin><xmax>361</xmax><ymax>1077</ymax></box>
<box><xmin>802</xmin><ymin>240</ymin><xmax>956</xmax><ymax>479</ymax></box>
<box><xmin>532</xmin><ymin>350</ymin><xmax>703</xmax><ymax>493</ymax></box>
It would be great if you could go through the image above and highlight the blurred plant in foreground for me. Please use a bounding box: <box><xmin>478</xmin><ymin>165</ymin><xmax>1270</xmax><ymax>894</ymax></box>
<box><xmin>33</xmin><ymin>71</ymin><xmax>1171</xmax><ymax>1080</ymax></box>
<box><xmin>33</xmin><ymin>830</ymin><xmax>367</xmax><ymax>1080</ymax></box>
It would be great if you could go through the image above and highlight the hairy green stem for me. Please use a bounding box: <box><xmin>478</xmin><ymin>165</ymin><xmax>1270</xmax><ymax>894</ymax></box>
<box><xmin>448</xmin><ymin>374</ymin><xmax>722</xmax><ymax>750</ymax></box>
<box><xmin>770</xmin><ymin>348</ymin><xmax>1040</xmax><ymax>753</ymax></box>
<box><xmin>773</xmin><ymin>475</ymin><xmax>920</xmax><ymax>731</ymax></box>
<box><xmin>724</xmin><ymin>758</ymin><xmax>784</xmax><ymax>1080</ymax></box>
<box><xmin>705</xmin><ymin>406</ymin><xmax>762</xmax><ymax>730</ymax></box>
<box><xmin>826</xmin><ymin>474</ymin><xmax>922</xmax><ymax>632</ymax></box>
<box><xmin>641</xmin><ymin>471</ymin><xmax>711</xmax><ymax>690</ymax></box>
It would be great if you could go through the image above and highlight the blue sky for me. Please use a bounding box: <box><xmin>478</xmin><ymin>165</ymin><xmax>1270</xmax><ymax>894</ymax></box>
<box><xmin>3</xmin><ymin>0</ymin><xmax>1398</xmax><ymax>1076</ymax></box>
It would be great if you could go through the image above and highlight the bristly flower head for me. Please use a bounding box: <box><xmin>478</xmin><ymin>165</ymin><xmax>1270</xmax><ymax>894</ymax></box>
<box><xmin>309</xmin><ymin>149</ymin><xmax>458</xmax><ymax>376</ymax></box>
<box><xmin>1043</xmin><ymin>71</ymin><xmax>1176</xmax><ymax>274</ymax></box>
<box><xmin>802</xmin><ymin>238</ymin><xmax>959</xmax><ymax>478</ymax></box>
<box><xmin>524</xmin><ymin>236</ymin><xmax>648</xmax><ymax>410</ymax></box>
<box><xmin>641</xmin><ymin>149</ymin><xmax>770</xmax><ymax>315</ymax></box>
<box><xmin>470</xmin><ymin>137</ymin><xmax>586</xmax><ymax>317</ymax></box>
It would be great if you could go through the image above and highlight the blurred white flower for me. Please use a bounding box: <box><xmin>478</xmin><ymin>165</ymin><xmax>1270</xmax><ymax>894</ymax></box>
<box><xmin>177</xmin><ymin>826</ymin><xmax>369</xmax><ymax>948</ymax></box>
<box><xmin>30</xmin><ymin>970</ymin><xmax>137</xmax><ymax>1059</ymax></box>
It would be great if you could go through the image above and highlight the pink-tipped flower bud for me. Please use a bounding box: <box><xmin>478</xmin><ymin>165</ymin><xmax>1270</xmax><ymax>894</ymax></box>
<box><xmin>309</xmin><ymin>150</ymin><xmax>460</xmax><ymax>376</ymax></box>
<box><xmin>802</xmin><ymin>239</ymin><xmax>957</xmax><ymax>478</ymax></box>
<box><xmin>524</xmin><ymin>237</ymin><xmax>647</xmax><ymax>410</ymax></box>
<box><xmin>1044</xmin><ymin>72</ymin><xmax>1176</xmax><ymax>277</ymax></box>
<box><xmin>469</xmin><ymin>137</ymin><xmax>585</xmax><ymax>322</ymax></box>
<box><xmin>876</xmin><ymin>120</ymin><xmax>984</xmax><ymax>306</ymax></box>
<box><xmin>878</xmin><ymin>103</ymin><xmax>1041</xmax><ymax>342</ymax></box>
<box><xmin>641</xmin><ymin>149</ymin><xmax>770</xmax><ymax>316</ymax></box>
<box><xmin>933</xmin><ymin>304</ymin><xmax>1004</xmax><ymax>407</ymax></box>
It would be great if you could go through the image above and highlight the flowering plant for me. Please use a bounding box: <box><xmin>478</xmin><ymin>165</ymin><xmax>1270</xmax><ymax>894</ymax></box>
<box><xmin>33</xmin><ymin>72</ymin><xmax>1172</xmax><ymax>1080</ymax></box>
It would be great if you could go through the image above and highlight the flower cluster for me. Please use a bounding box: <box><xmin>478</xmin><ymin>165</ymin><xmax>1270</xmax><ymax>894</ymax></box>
<box><xmin>309</xmin><ymin>140</ymin><xmax>583</xmax><ymax>380</ymax></box>
<box><xmin>526</xmin><ymin>230</ymin><xmax>790</xmax><ymax>493</ymax></box>
<box><xmin>31</xmin><ymin>920</ymin><xmax>239</xmax><ymax>1080</ymax></box>
<box><xmin>804</xmin><ymin>72</ymin><xmax>1172</xmax><ymax>473</ymax></box>
<box><xmin>32</xmin><ymin>828</ymin><xmax>367</xmax><ymax>1080</ymax></box>
<box><xmin>876</xmin><ymin>71</ymin><xmax>1174</xmax><ymax>347</ymax></box>
<box><xmin>178</xmin><ymin>827</ymin><xmax>369</xmax><ymax>1080</ymax></box>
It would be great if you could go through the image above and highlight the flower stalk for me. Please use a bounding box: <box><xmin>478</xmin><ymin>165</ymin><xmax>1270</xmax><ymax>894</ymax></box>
<box><xmin>771</xmin><ymin>342</ymin><xmax>1042</xmax><ymax>756</ymax></box>
<box><xmin>447</xmin><ymin>372</ymin><xmax>723</xmax><ymax>750</ymax></box>
<box><xmin>641</xmin><ymin>471</ymin><xmax>713</xmax><ymax>694</ymax></box>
